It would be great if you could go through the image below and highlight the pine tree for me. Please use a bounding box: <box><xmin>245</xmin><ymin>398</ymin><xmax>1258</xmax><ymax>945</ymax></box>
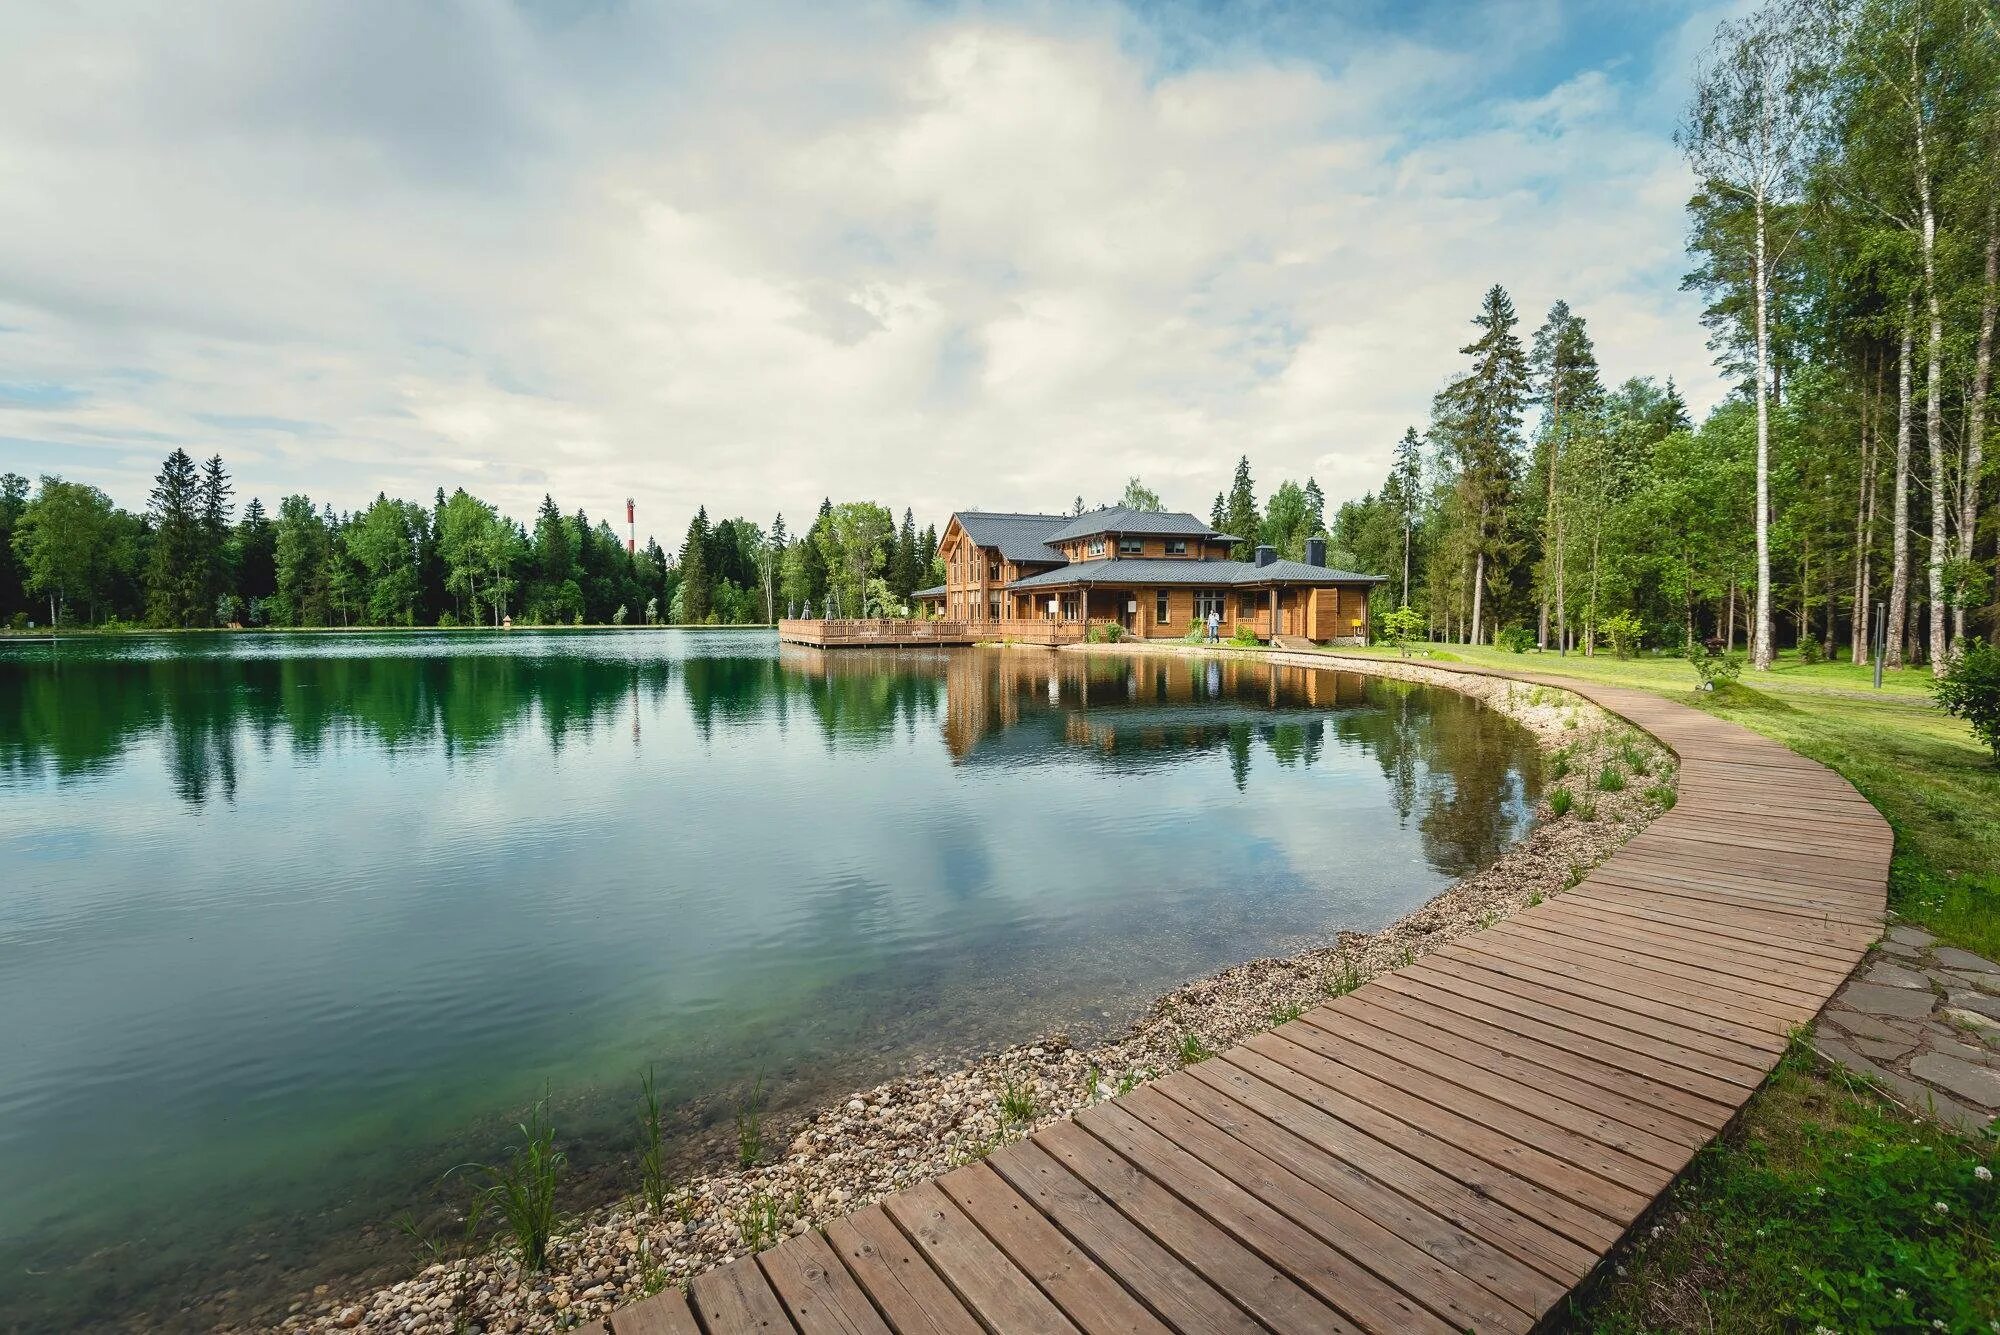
<box><xmin>237</xmin><ymin>497</ymin><xmax>277</xmax><ymax>620</ymax></box>
<box><xmin>147</xmin><ymin>448</ymin><xmax>207</xmax><ymax>627</ymax></box>
<box><xmin>1210</xmin><ymin>492</ymin><xmax>1227</xmax><ymax>533</ymax></box>
<box><xmin>1302</xmin><ymin>478</ymin><xmax>1326</xmax><ymax>537</ymax></box>
<box><xmin>1434</xmin><ymin>285</ymin><xmax>1529</xmax><ymax>644</ymax></box>
<box><xmin>1223</xmin><ymin>457</ymin><xmax>1259</xmax><ymax>559</ymax></box>
<box><xmin>1387</xmin><ymin>429</ymin><xmax>1424</xmax><ymax>604</ymax></box>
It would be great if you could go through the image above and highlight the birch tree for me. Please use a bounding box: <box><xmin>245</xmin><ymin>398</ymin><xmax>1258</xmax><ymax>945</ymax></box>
<box><xmin>1682</xmin><ymin>0</ymin><xmax>1823</xmax><ymax>669</ymax></box>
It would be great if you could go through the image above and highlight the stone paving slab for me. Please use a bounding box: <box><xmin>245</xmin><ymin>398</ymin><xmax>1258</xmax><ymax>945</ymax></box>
<box><xmin>1817</xmin><ymin>926</ymin><xmax>2000</xmax><ymax>1137</ymax></box>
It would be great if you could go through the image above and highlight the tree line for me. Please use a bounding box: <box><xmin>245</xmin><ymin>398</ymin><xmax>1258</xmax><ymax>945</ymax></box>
<box><xmin>0</xmin><ymin>453</ymin><xmax>945</xmax><ymax>631</ymax></box>
<box><xmin>1331</xmin><ymin>0</ymin><xmax>1999</xmax><ymax>672</ymax></box>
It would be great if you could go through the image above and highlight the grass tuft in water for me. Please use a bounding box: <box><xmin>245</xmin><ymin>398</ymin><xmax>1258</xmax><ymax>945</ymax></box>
<box><xmin>462</xmin><ymin>1100</ymin><xmax>565</xmax><ymax>1273</ymax></box>
<box><xmin>734</xmin><ymin>1074</ymin><xmax>767</xmax><ymax>1168</ymax></box>
<box><xmin>637</xmin><ymin>1066</ymin><xmax>668</xmax><ymax>1216</ymax></box>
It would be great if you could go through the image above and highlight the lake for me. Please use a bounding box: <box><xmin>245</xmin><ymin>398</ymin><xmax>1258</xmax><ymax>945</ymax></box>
<box><xmin>0</xmin><ymin>630</ymin><xmax>1540</xmax><ymax>1331</ymax></box>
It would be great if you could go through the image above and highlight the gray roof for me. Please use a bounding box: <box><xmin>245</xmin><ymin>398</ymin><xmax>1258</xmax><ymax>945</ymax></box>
<box><xmin>952</xmin><ymin>511</ymin><xmax>1070</xmax><ymax>564</ymax></box>
<box><xmin>1044</xmin><ymin>506</ymin><xmax>1219</xmax><ymax>542</ymax></box>
<box><xmin>913</xmin><ymin>584</ymin><xmax>946</xmax><ymax>599</ymax></box>
<box><xmin>1007</xmin><ymin>558</ymin><xmax>1385</xmax><ymax>591</ymax></box>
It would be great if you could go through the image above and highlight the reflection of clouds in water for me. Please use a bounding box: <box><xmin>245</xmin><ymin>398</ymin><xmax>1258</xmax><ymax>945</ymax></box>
<box><xmin>0</xmin><ymin>632</ymin><xmax>1541</xmax><ymax>1333</ymax></box>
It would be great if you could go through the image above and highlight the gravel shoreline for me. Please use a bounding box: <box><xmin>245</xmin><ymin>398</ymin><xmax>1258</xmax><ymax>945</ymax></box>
<box><xmin>267</xmin><ymin>650</ymin><xmax>1678</xmax><ymax>1335</ymax></box>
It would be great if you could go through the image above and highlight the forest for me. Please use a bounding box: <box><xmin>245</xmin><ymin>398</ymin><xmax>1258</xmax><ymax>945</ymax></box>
<box><xmin>0</xmin><ymin>456</ymin><xmax>950</xmax><ymax>632</ymax></box>
<box><xmin>1334</xmin><ymin>0</ymin><xmax>2000</xmax><ymax>673</ymax></box>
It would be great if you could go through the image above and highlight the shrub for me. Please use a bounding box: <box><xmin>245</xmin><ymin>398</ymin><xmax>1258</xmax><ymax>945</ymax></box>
<box><xmin>1379</xmin><ymin>605</ymin><xmax>1425</xmax><ymax>655</ymax></box>
<box><xmin>1181</xmin><ymin>620</ymin><xmax>1206</xmax><ymax>644</ymax></box>
<box><xmin>437</xmin><ymin>610</ymin><xmax>460</xmax><ymax>629</ymax></box>
<box><xmin>1936</xmin><ymin>639</ymin><xmax>2000</xmax><ymax>760</ymax></box>
<box><xmin>1683</xmin><ymin>634</ymin><xmax>1743</xmax><ymax>691</ymax></box>
<box><xmin>1797</xmin><ymin>636</ymin><xmax>1825</xmax><ymax>664</ymax></box>
<box><xmin>1549</xmin><ymin>788</ymin><xmax>1573</xmax><ymax>818</ymax></box>
<box><xmin>1601</xmin><ymin>611</ymin><xmax>1644</xmax><ymax>658</ymax></box>
<box><xmin>1499</xmin><ymin>624</ymin><xmax>1536</xmax><ymax>654</ymax></box>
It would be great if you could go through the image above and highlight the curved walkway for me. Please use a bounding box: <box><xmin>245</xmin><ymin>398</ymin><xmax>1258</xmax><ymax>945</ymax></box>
<box><xmin>602</xmin><ymin>653</ymin><xmax>1889</xmax><ymax>1335</ymax></box>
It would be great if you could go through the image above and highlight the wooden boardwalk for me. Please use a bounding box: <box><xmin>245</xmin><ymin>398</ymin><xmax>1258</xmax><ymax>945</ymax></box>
<box><xmin>601</xmin><ymin>661</ymin><xmax>1889</xmax><ymax>1335</ymax></box>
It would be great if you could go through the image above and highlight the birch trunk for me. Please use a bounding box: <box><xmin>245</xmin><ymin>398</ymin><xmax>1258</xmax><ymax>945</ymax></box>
<box><xmin>1917</xmin><ymin>101</ymin><xmax>1948</xmax><ymax>673</ymax></box>
<box><xmin>1751</xmin><ymin>188</ymin><xmax>1774</xmax><ymax>669</ymax></box>
<box><xmin>1887</xmin><ymin>317</ymin><xmax>1913</xmax><ymax>668</ymax></box>
<box><xmin>1960</xmin><ymin>190</ymin><xmax>1997</xmax><ymax>644</ymax></box>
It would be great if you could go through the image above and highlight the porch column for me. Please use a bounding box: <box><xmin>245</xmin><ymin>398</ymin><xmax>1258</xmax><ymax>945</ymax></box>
<box><xmin>1268</xmin><ymin>588</ymin><xmax>1277</xmax><ymax>639</ymax></box>
<box><xmin>1081</xmin><ymin>587</ymin><xmax>1089</xmax><ymax>625</ymax></box>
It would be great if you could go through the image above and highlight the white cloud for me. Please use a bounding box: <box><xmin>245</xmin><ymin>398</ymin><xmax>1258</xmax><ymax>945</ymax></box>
<box><xmin>0</xmin><ymin>1</ymin><xmax>1725</xmax><ymax>544</ymax></box>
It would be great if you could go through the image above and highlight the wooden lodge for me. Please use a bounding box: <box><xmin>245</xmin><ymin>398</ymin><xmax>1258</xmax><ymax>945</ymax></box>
<box><xmin>906</xmin><ymin>505</ymin><xmax>1387</xmax><ymax>643</ymax></box>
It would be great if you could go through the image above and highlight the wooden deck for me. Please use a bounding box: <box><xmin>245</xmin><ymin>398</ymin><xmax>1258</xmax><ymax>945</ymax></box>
<box><xmin>600</xmin><ymin>659</ymin><xmax>1889</xmax><ymax>1335</ymax></box>
<box><xmin>777</xmin><ymin>619</ymin><xmax>1088</xmax><ymax>648</ymax></box>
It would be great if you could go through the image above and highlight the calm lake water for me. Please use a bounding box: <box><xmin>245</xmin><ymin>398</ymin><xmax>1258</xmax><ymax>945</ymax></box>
<box><xmin>0</xmin><ymin>630</ymin><xmax>1539</xmax><ymax>1331</ymax></box>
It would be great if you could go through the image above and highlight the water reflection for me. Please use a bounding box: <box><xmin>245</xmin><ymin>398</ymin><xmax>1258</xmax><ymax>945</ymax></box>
<box><xmin>0</xmin><ymin>632</ymin><xmax>1538</xmax><ymax>1333</ymax></box>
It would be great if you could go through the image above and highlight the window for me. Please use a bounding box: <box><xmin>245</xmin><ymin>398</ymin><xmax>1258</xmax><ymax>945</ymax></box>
<box><xmin>1088</xmin><ymin>539</ymin><xmax>1106</xmax><ymax>557</ymax></box>
<box><xmin>1165</xmin><ymin>539</ymin><xmax>1187</xmax><ymax>555</ymax></box>
<box><xmin>1155</xmin><ymin>591</ymin><xmax>1169</xmax><ymax>623</ymax></box>
<box><xmin>1194</xmin><ymin>591</ymin><xmax>1225</xmax><ymax>620</ymax></box>
<box><xmin>1061</xmin><ymin>592</ymin><xmax>1081</xmax><ymax>621</ymax></box>
<box><xmin>988</xmin><ymin>561</ymin><xmax>1000</xmax><ymax>582</ymax></box>
<box><xmin>1240</xmin><ymin>594</ymin><xmax>1260</xmax><ymax>617</ymax></box>
<box><xmin>1119</xmin><ymin>538</ymin><xmax>1143</xmax><ymax>555</ymax></box>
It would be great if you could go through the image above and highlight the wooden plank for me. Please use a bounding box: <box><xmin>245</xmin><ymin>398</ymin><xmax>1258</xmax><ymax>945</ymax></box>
<box><xmin>1115</xmin><ymin>1083</ymin><xmax>1537</xmax><ymax>1333</ymax></box>
<box><xmin>1182</xmin><ymin>1057</ymin><xmax>1599</xmax><ymax>1284</ymax></box>
<box><xmin>1481</xmin><ymin>921</ymin><xmax>1821</xmax><ymax>1020</ymax></box>
<box><xmin>1037</xmin><ymin>1119</ymin><xmax>1354</xmax><ymax>1334</ymax></box>
<box><xmin>1152</xmin><ymin>1071</ymin><xmax>1568</xmax><ymax>1320</ymax></box>
<box><xmin>1513</xmin><ymin>905</ymin><xmax>1847</xmax><ymax>989</ymax></box>
<box><xmin>1324</xmin><ymin>990</ymin><xmax>1711</xmax><ymax>1150</ymax></box>
<box><xmin>1272</xmin><ymin>1018</ymin><xmax>1669</xmax><ymax>1206</ymax></box>
<box><xmin>882</xmin><ymin>1180</ymin><xmax>1084</xmax><ymax>1334</ymax></box>
<box><xmin>690</xmin><ymin>1257</ymin><xmax>799</xmax><ymax>1333</ymax></box>
<box><xmin>986</xmin><ymin>1138</ymin><xmax>1263</xmax><ymax>1335</ymax></box>
<box><xmin>759</xmin><ymin>1231</ymin><xmax>892</xmax><ymax>1335</ymax></box>
<box><xmin>1075</xmin><ymin>1100</ymin><xmax>1450</xmax><ymax>1333</ymax></box>
<box><xmin>824</xmin><ymin>1207</ymin><xmax>985</xmax><ymax>1335</ymax></box>
<box><xmin>933</xmin><ymin>1162</ymin><xmax>1169</xmax><ymax>1334</ymax></box>
<box><xmin>609</xmin><ymin>1288</ymin><xmax>704</xmax><ymax>1335</ymax></box>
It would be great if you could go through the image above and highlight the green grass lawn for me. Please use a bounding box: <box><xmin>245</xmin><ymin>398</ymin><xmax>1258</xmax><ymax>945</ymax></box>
<box><xmin>1331</xmin><ymin>642</ymin><xmax>2000</xmax><ymax>959</ymax></box>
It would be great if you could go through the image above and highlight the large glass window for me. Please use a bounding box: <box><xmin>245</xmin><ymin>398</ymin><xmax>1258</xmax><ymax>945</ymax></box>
<box><xmin>1165</xmin><ymin>539</ymin><xmax>1187</xmax><ymax>555</ymax></box>
<box><xmin>1119</xmin><ymin>538</ymin><xmax>1143</xmax><ymax>555</ymax></box>
<box><xmin>1194</xmin><ymin>591</ymin><xmax>1225</xmax><ymax>620</ymax></box>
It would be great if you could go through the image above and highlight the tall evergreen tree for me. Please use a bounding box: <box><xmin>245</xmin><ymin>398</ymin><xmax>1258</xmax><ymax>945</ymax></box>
<box><xmin>199</xmin><ymin>454</ymin><xmax>233</xmax><ymax>621</ymax></box>
<box><xmin>678</xmin><ymin>508</ymin><xmax>712</xmax><ymax>623</ymax></box>
<box><xmin>237</xmin><ymin>497</ymin><xmax>277</xmax><ymax>622</ymax></box>
<box><xmin>1433</xmin><ymin>285</ymin><xmax>1530</xmax><ymax>644</ymax></box>
<box><xmin>1223</xmin><ymin>457</ymin><xmax>1259</xmax><ymax>559</ymax></box>
<box><xmin>147</xmin><ymin>448</ymin><xmax>207</xmax><ymax>627</ymax></box>
<box><xmin>1530</xmin><ymin>300</ymin><xmax>1603</xmax><ymax>647</ymax></box>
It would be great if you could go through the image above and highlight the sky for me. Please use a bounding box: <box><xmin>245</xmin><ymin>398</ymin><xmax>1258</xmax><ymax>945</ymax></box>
<box><xmin>0</xmin><ymin>0</ymin><xmax>1739</xmax><ymax>549</ymax></box>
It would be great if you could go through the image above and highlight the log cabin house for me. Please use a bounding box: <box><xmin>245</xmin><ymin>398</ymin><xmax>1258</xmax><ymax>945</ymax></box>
<box><xmin>912</xmin><ymin>506</ymin><xmax>1385</xmax><ymax>643</ymax></box>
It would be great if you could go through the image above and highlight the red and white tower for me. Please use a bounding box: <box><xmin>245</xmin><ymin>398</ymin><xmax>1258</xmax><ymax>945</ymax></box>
<box><xmin>626</xmin><ymin>498</ymin><xmax>636</xmax><ymax>554</ymax></box>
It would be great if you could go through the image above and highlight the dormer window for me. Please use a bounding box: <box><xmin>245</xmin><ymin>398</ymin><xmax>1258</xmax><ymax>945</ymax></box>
<box><xmin>1089</xmin><ymin>539</ymin><xmax>1106</xmax><ymax>557</ymax></box>
<box><xmin>1164</xmin><ymin>539</ymin><xmax>1187</xmax><ymax>556</ymax></box>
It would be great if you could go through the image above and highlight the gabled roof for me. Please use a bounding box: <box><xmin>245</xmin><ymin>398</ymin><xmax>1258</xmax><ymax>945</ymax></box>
<box><xmin>1007</xmin><ymin>558</ymin><xmax>1385</xmax><ymax>591</ymax></box>
<box><xmin>1044</xmin><ymin>506</ymin><xmax>1219</xmax><ymax>543</ymax></box>
<box><xmin>951</xmin><ymin>511</ymin><xmax>1070</xmax><ymax>564</ymax></box>
<box><xmin>912</xmin><ymin>584</ymin><xmax>946</xmax><ymax>599</ymax></box>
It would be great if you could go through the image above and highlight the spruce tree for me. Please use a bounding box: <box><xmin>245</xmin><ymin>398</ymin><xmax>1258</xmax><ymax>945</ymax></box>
<box><xmin>147</xmin><ymin>448</ymin><xmax>207</xmax><ymax>626</ymax></box>
<box><xmin>1434</xmin><ymin>285</ymin><xmax>1529</xmax><ymax>644</ymax></box>
<box><xmin>678</xmin><ymin>508</ymin><xmax>712</xmax><ymax>623</ymax></box>
<box><xmin>237</xmin><ymin>497</ymin><xmax>277</xmax><ymax>619</ymax></box>
<box><xmin>199</xmin><ymin>454</ymin><xmax>234</xmax><ymax>621</ymax></box>
<box><xmin>1223</xmin><ymin>457</ymin><xmax>1260</xmax><ymax>559</ymax></box>
<box><xmin>1303</xmin><ymin>477</ymin><xmax>1326</xmax><ymax>537</ymax></box>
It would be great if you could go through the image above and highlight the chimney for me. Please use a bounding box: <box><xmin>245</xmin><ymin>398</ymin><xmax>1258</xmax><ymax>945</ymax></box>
<box><xmin>1254</xmin><ymin>544</ymin><xmax>1276</xmax><ymax>567</ymax></box>
<box><xmin>1305</xmin><ymin>536</ymin><xmax>1326</xmax><ymax>567</ymax></box>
